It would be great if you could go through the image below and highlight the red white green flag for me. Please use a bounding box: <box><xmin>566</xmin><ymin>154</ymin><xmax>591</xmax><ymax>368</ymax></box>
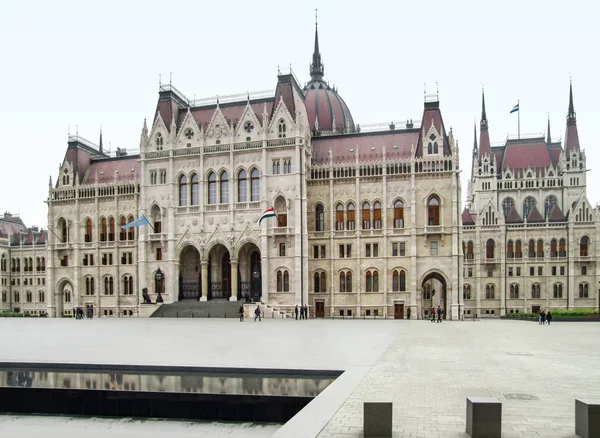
<box><xmin>256</xmin><ymin>207</ymin><xmax>277</xmax><ymax>225</ymax></box>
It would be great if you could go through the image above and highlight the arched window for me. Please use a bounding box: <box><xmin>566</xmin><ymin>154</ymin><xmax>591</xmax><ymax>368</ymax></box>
<box><xmin>277</xmin><ymin>271</ymin><xmax>283</xmax><ymax>292</ymax></box>
<box><xmin>372</xmin><ymin>271</ymin><xmax>379</xmax><ymax>292</ymax></box>
<box><xmin>580</xmin><ymin>236</ymin><xmax>589</xmax><ymax>256</ymax></box>
<box><xmin>531</xmin><ymin>284</ymin><xmax>541</xmax><ymax>299</ymax></box>
<box><xmin>486</xmin><ymin>239</ymin><xmax>495</xmax><ymax>259</ymax></box>
<box><xmin>559</xmin><ymin>238</ymin><xmax>566</xmax><ymax>257</ymax></box>
<box><xmin>191</xmin><ymin>174</ymin><xmax>200</xmax><ymax>205</ymax></box>
<box><xmin>510</xmin><ymin>284</ymin><xmax>519</xmax><ymax>299</ymax></box>
<box><xmin>528</xmin><ymin>239</ymin><xmax>535</xmax><ymax>258</ymax></box>
<box><xmin>104</xmin><ymin>276</ymin><xmax>114</xmax><ymax>295</ymax></box>
<box><xmin>283</xmin><ymin>271</ymin><xmax>290</xmax><ymax>292</ymax></box>
<box><xmin>100</xmin><ymin>217</ymin><xmax>107</xmax><ymax>242</ymax></box>
<box><xmin>220</xmin><ymin>171</ymin><xmax>229</xmax><ymax>204</ymax></box>
<box><xmin>320</xmin><ymin>272</ymin><xmax>326</xmax><ymax>293</ymax></box>
<box><xmin>38</xmin><ymin>290</ymin><xmax>45</xmax><ymax>302</ymax></box>
<box><xmin>579</xmin><ymin>283</ymin><xmax>589</xmax><ymax>298</ymax></box>
<box><xmin>339</xmin><ymin>272</ymin><xmax>346</xmax><ymax>292</ymax></box>
<box><xmin>250</xmin><ymin>169</ymin><xmax>260</xmax><ymax>201</ymax></box>
<box><xmin>366</xmin><ymin>271</ymin><xmax>372</xmax><ymax>292</ymax></box>
<box><xmin>373</xmin><ymin>202</ymin><xmax>382</xmax><ymax>229</ymax></box>
<box><xmin>502</xmin><ymin>197</ymin><xmax>515</xmax><ymax>217</ymax></box>
<box><xmin>41</xmin><ymin>257</ymin><xmax>45</xmax><ymax>271</ymax></box>
<box><xmin>362</xmin><ymin>202</ymin><xmax>371</xmax><ymax>229</ymax></box>
<box><xmin>179</xmin><ymin>175</ymin><xmax>188</xmax><ymax>206</ymax></box>
<box><xmin>400</xmin><ymin>270</ymin><xmax>406</xmax><ymax>291</ymax></box>
<box><xmin>427</xmin><ymin>196</ymin><xmax>440</xmax><ymax>226</ymax></box>
<box><xmin>315</xmin><ymin>204</ymin><xmax>325</xmax><ymax>232</ymax></box>
<box><xmin>463</xmin><ymin>284</ymin><xmax>472</xmax><ymax>300</ymax></box>
<box><xmin>108</xmin><ymin>217</ymin><xmax>115</xmax><ymax>241</ymax></box>
<box><xmin>545</xmin><ymin>195</ymin><xmax>557</xmax><ymax>216</ymax></box>
<box><xmin>466</xmin><ymin>241</ymin><xmax>474</xmax><ymax>260</ymax></box>
<box><xmin>86</xmin><ymin>276</ymin><xmax>94</xmax><ymax>295</ymax></box>
<box><xmin>58</xmin><ymin>217</ymin><xmax>68</xmax><ymax>242</ymax></box>
<box><xmin>0</xmin><ymin>254</ymin><xmax>5</xmax><ymax>272</ymax></box>
<box><xmin>26</xmin><ymin>290</ymin><xmax>32</xmax><ymax>302</ymax></box>
<box><xmin>346</xmin><ymin>271</ymin><xmax>352</xmax><ymax>292</ymax></box>
<box><xmin>278</xmin><ymin>119</ymin><xmax>286</xmax><ymax>138</ymax></box>
<box><xmin>335</xmin><ymin>204</ymin><xmax>344</xmax><ymax>230</ymax></box>
<box><xmin>523</xmin><ymin>196</ymin><xmax>536</xmax><ymax>218</ymax></box>
<box><xmin>151</xmin><ymin>205</ymin><xmax>162</xmax><ymax>234</ymax></box>
<box><xmin>1</xmin><ymin>291</ymin><xmax>6</xmax><ymax>302</ymax></box>
<box><xmin>536</xmin><ymin>239</ymin><xmax>544</xmax><ymax>258</ymax></box>
<box><xmin>314</xmin><ymin>272</ymin><xmax>320</xmax><ymax>293</ymax></box>
<box><xmin>347</xmin><ymin>203</ymin><xmax>355</xmax><ymax>230</ymax></box>
<box><xmin>393</xmin><ymin>200</ymin><xmax>404</xmax><ymax>228</ymax></box>
<box><xmin>119</xmin><ymin>216</ymin><xmax>127</xmax><ymax>241</ymax></box>
<box><xmin>123</xmin><ymin>275</ymin><xmax>134</xmax><ymax>295</ymax></box>
<box><xmin>392</xmin><ymin>270</ymin><xmax>399</xmax><ymax>291</ymax></box>
<box><xmin>238</xmin><ymin>170</ymin><xmax>247</xmax><ymax>202</ymax></box>
<box><xmin>427</xmin><ymin>142</ymin><xmax>433</xmax><ymax>154</ymax></box>
<box><xmin>550</xmin><ymin>239</ymin><xmax>557</xmax><ymax>257</ymax></box>
<box><xmin>127</xmin><ymin>215</ymin><xmax>135</xmax><ymax>240</ymax></box>
<box><xmin>156</xmin><ymin>133</ymin><xmax>163</xmax><ymax>148</ymax></box>
<box><xmin>485</xmin><ymin>284</ymin><xmax>495</xmax><ymax>299</ymax></box>
<box><xmin>422</xmin><ymin>284</ymin><xmax>431</xmax><ymax>300</ymax></box>
<box><xmin>553</xmin><ymin>283</ymin><xmax>563</xmax><ymax>298</ymax></box>
<box><xmin>14</xmin><ymin>291</ymin><xmax>20</xmax><ymax>302</ymax></box>
<box><xmin>207</xmin><ymin>172</ymin><xmax>216</xmax><ymax>204</ymax></box>
<box><xmin>507</xmin><ymin>240</ymin><xmax>514</xmax><ymax>258</ymax></box>
<box><xmin>85</xmin><ymin>218</ymin><xmax>93</xmax><ymax>242</ymax></box>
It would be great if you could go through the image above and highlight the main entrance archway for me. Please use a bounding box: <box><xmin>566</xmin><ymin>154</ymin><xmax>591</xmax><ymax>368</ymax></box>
<box><xmin>208</xmin><ymin>244</ymin><xmax>231</xmax><ymax>299</ymax></box>
<box><xmin>238</xmin><ymin>242</ymin><xmax>261</xmax><ymax>302</ymax></box>
<box><xmin>179</xmin><ymin>245</ymin><xmax>201</xmax><ymax>300</ymax></box>
<box><xmin>421</xmin><ymin>271</ymin><xmax>447</xmax><ymax>319</ymax></box>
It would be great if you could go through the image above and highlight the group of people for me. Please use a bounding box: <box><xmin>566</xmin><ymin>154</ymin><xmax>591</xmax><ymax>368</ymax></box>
<box><xmin>294</xmin><ymin>304</ymin><xmax>309</xmax><ymax>320</ymax></box>
<box><xmin>430</xmin><ymin>306</ymin><xmax>443</xmax><ymax>323</ymax></box>
<box><xmin>73</xmin><ymin>305</ymin><xmax>94</xmax><ymax>319</ymax></box>
<box><xmin>538</xmin><ymin>310</ymin><xmax>553</xmax><ymax>325</ymax></box>
<box><xmin>238</xmin><ymin>304</ymin><xmax>263</xmax><ymax>322</ymax></box>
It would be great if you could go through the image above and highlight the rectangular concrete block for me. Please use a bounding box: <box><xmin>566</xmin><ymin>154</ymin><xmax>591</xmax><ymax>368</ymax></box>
<box><xmin>364</xmin><ymin>400</ymin><xmax>392</xmax><ymax>438</ymax></box>
<box><xmin>575</xmin><ymin>399</ymin><xmax>600</xmax><ymax>438</ymax></box>
<box><xmin>466</xmin><ymin>397</ymin><xmax>501</xmax><ymax>438</ymax></box>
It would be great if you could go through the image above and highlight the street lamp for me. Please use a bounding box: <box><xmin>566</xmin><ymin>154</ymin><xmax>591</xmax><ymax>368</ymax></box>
<box><xmin>155</xmin><ymin>268</ymin><xmax>164</xmax><ymax>303</ymax></box>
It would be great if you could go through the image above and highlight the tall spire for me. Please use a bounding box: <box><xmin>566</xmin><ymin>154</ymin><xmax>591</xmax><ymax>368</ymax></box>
<box><xmin>547</xmin><ymin>115</ymin><xmax>552</xmax><ymax>144</ymax></box>
<box><xmin>99</xmin><ymin>126</ymin><xmax>103</xmax><ymax>154</ymax></box>
<box><xmin>564</xmin><ymin>80</ymin><xmax>580</xmax><ymax>154</ymax></box>
<box><xmin>478</xmin><ymin>89</ymin><xmax>491</xmax><ymax>157</ymax></box>
<box><xmin>472</xmin><ymin>120</ymin><xmax>478</xmax><ymax>155</ymax></box>
<box><xmin>567</xmin><ymin>80</ymin><xmax>576</xmax><ymax>124</ymax></box>
<box><xmin>309</xmin><ymin>9</ymin><xmax>324</xmax><ymax>81</ymax></box>
<box><xmin>480</xmin><ymin>89</ymin><xmax>488</xmax><ymax>130</ymax></box>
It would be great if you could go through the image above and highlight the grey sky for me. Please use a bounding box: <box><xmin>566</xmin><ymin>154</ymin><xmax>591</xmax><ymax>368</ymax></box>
<box><xmin>1</xmin><ymin>0</ymin><xmax>598</xmax><ymax>227</ymax></box>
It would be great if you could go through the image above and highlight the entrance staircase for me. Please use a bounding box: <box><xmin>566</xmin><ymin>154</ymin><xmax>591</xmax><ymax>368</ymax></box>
<box><xmin>149</xmin><ymin>300</ymin><xmax>291</xmax><ymax>319</ymax></box>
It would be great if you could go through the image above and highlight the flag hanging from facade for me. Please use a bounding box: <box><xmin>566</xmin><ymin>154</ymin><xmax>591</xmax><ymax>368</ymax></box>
<box><xmin>510</xmin><ymin>103</ymin><xmax>519</xmax><ymax>113</ymax></box>
<box><xmin>256</xmin><ymin>207</ymin><xmax>276</xmax><ymax>224</ymax></box>
<box><xmin>121</xmin><ymin>216</ymin><xmax>150</xmax><ymax>229</ymax></box>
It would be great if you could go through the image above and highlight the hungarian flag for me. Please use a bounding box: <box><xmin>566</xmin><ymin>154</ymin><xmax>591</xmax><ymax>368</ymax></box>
<box><xmin>510</xmin><ymin>103</ymin><xmax>519</xmax><ymax>113</ymax></box>
<box><xmin>256</xmin><ymin>207</ymin><xmax>277</xmax><ymax>225</ymax></box>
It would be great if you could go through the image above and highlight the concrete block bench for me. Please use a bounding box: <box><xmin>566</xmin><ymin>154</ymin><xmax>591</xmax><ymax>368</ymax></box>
<box><xmin>364</xmin><ymin>400</ymin><xmax>392</xmax><ymax>438</ymax></box>
<box><xmin>466</xmin><ymin>397</ymin><xmax>502</xmax><ymax>438</ymax></box>
<box><xmin>575</xmin><ymin>399</ymin><xmax>600</xmax><ymax>438</ymax></box>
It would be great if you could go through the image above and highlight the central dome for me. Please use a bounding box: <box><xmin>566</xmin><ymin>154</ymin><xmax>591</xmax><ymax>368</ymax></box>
<box><xmin>303</xmin><ymin>22</ymin><xmax>355</xmax><ymax>134</ymax></box>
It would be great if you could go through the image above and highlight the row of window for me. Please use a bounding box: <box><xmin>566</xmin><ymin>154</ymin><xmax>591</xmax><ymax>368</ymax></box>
<box><xmin>465</xmin><ymin>265</ymin><xmax>589</xmax><ymax>278</ymax></box>
<box><xmin>81</xmin><ymin>252</ymin><xmax>134</xmax><ymax>266</ymax></box>
<box><xmin>1</xmin><ymin>255</ymin><xmax>46</xmax><ymax>273</ymax></box>
<box><xmin>464</xmin><ymin>236</ymin><xmax>590</xmax><ymax>260</ymax></box>
<box><xmin>2</xmin><ymin>290</ymin><xmax>45</xmax><ymax>303</ymax></box>
<box><xmin>272</xmin><ymin>159</ymin><xmax>292</xmax><ymax>175</ymax></box>
<box><xmin>178</xmin><ymin>169</ymin><xmax>260</xmax><ymax>206</ymax></box>
<box><xmin>318</xmin><ymin>195</ymin><xmax>440</xmax><ymax>232</ymax></box>
<box><xmin>55</xmin><ymin>217</ymin><xmax>137</xmax><ymax>244</ymax></box>
<box><xmin>9</xmin><ymin>278</ymin><xmax>46</xmax><ymax>286</ymax></box>
<box><xmin>83</xmin><ymin>275</ymin><xmax>134</xmax><ymax>296</ymax></box>
<box><xmin>461</xmin><ymin>283</ymin><xmax>585</xmax><ymax>300</ymax></box>
<box><xmin>312</xmin><ymin>242</ymin><xmax>410</xmax><ymax>260</ymax></box>
<box><xmin>311</xmin><ymin>270</ymin><xmax>408</xmax><ymax>293</ymax></box>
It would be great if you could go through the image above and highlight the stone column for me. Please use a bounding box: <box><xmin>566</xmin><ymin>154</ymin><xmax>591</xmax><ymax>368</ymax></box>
<box><xmin>200</xmin><ymin>260</ymin><xmax>208</xmax><ymax>301</ymax></box>
<box><xmin>230</xmin><ymin>260</ymin><xmax>238</xmax><ymax>301</ymax></box>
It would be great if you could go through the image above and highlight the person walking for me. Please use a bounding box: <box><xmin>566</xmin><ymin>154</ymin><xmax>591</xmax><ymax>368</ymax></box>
<box><xmin>239</xmin><ymin>305</ymin><xmax>244</xmax><ymax>322</ymax></box>
<box><xmin>431</xmin><ymin>307</ymin><xmax>436</xmax><ymax>323</ymax></box>
<box><xmin>541</xmin><ymin>311</ymin><xmax>547</xmax><ymax>325</ymax></box>
<box><xmin>437</xmin><ymin>306</ymin><xmax>442</xmax><ymax>323</ymax></box>
<box><xmin>254</xmin><ymin>304</ymin><xmax>262</xmax><ymax>322</ymax></box>
<box><xmin>546</xmin><ymin>310</ymin><xmax>552</xmax><ymax>325</ymax></box>
<box><xmin>295</xmin><ymin>305</ymin><xmax>299</xmax><ymax>320</ymax></box>
<box><xmin>303</xmin><ymin>304</ymin><xmax>309</xmax><ymax>320</ymax></box>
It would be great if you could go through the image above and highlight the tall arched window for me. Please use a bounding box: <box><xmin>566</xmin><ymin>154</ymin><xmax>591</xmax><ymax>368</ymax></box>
<box><xmin>179</xmin><ymin>175</ymin><xmax>188</xmax><ymax>206</ymax></box>
<box><xmin>85</xmin><ymin>218</ymin><xmax>93</xmax><ymax>242</ymax></box>
<box><xmin>220</xmin><ymin>171</ymin><xmax>229</xmax><ymax>203</ymax></box>
<box><xmin>347</xmin><ymin>203</ymin><xmax>355</xmax><ymax>230</ymax></box>
<box><xmin>238</xmin><ymin>170</ymin><xmax>247</xmax><ymax>202</ymax></box>
<box><xmin>536</xmin><ymin>239</ymin><xmax>544</xmax><ymax>258</ymax></box>
<box><xmin>119</xmin><ymin>216</ymin><xmax>127</xmax><ymax>241</ymax></box>
<box><xmin>278</xmin><ymin>119</ymin><xmax>286</xmax><ymax>138</ymax></box>
<box><xmin>38</xmin><ymin>290</ymin><xmax>45</xmax><ymax>302</ymax></box>
<box><xmin>393</xmin><ymin>200</ymin><xmax>404</xmax><ymax>228</ymax></box>
<box><xmin>277</xmin><ymin>271</ymin><xmax>283</xmax><ymax>292</ymax></box>
<box><xmin>427</xmin><ymin>196</ymin><xmax>440</xmax><ymax>226</ymax></box>
<box><xmin>346</xmin><ymin>271</ymin><xmax>352</xmax><ymax>292</ymax></box>
<box><xmin>463</xmin><ymin>284</ymin><xmax>472</xmax><ymax>299</ymax></box>
<box><xmin>191</xmin><ymin>174</ymin><xmax>200</xmax><ymax>205</ymax></box>
<box><xmin>362</xmin><ymin>202</ymin><xmax>371</xmax><ymax>229</ymax></box>
<box><xmin>315</xmin><ymin>204</ymin><xmax>325</xmax><ymax>232</ymax></box>
<box><xmin>559</xmin><ymin>238</ymin><xmax>566</xmax><ymax>257</ymax></box>
<box><xmin>108</xmin><ymin>217</ymin><xmax>115</xmax><ymax>241</ymax></box>
<box><xmin>313</xmin><ymin>272</ymin><xmax>320</xmax><ymax>293</ymax></box>
<box><xmin>553</xmin><ymin>283</ymin><xmax>563</xmax><ymax>298</ymax></box>
<box><xmin>372</xmin><ymin>271</ymin><xmax>379</xmax><ymax>292</ymax></box>
<box><xmin>104</xmin><ymin>276</ymin><xmax>114</xmax><ymax>295</ymax></box>
<box><xmin>510</xmin><ymin>284</ymin><xmax>519</xmax><ymax>299</ymax></box>
<box><xmin>579</xmin><ymin>283</ymin><xmax>589</xmax><ymax>298</ymax></box>
<box><xmin>123</xmin><ymin>275</ymin><xmax>134</xmax><ymax>295</ymax></box>
<box><xmin>502</xmin><ymin>197</ymin><xmax>515</xmax><ymax>217</ymax></box>
<box><xmin>339</xmin><ymin>272</ymin><xmax>346</xmax><ymax>292</ymax></box>
<box><xmin>531</xmin><ymin>284</ymin><xmax>541</xmax><ymax>299</ymax></box>
<box><xmin>507</xmin><ymin>240</ymin><xmax>514</xmax><ymax>258</ymax></box>
<box><xmin>127</xmin><ymin>215</ymin><xmax>135</xmax><ymax>240</ymax></box>
<box><xmin>58</xmin><ymin>218</ymin><xmax>68</xmax><ymax>242</ymax></box>
<box><xmin>320</xmin><ymin>272</ymin><xmax>326</xmax><ymax>293</ymax></box>
<box><xmin>250</xmin><ymin>169</ymin><xmax>260</xmax><ymax>201</ymax></box>
<box><xmin>399</xmin><ymin>270</ymin><xmax>406</xmax><ymax>291</ymax></box>
<box><xmin>392</xmin><ymin>270</ymin><xmax>399</xmax><ymax>291</ymax></box>
<box><xmin>486</xmin><ymin>239</ymin><xmax>495</xmax><ymax>259</ymax></box>
<box><xmin>366</xmin><ymin>271</ymin><xmax>372</xmax><ymax>292</ymax></box>
<box><xmin>100</xmin><ymin>218</ymin><xmax>107</xmax><ymax>242</ymax></box>
<box><xmin>485</xmin><ymin>284</ymin><xmax>495</xmax><ymax>299</ymax></box>
<box><xmin>515</xmin><ymin>240</ymin><xmax>522</xmax><ymax>258</ymax></box>
<box><xmin>373</xmin><ymin>202</ymin><xmax>382</xmax><ymax>229</ymax></box>
<box><xmin>550</xmin><ymin>239</ymin><xmax>558</xmax><ymax>257</ymax></box>
<box><xmin>85</xmin><ymin>277</ymin><xmax>95</xmax><ymax>295</ymax></box>
<box><xmin>283</xmin><ymin>271</ymin><xmax>290</xmax><ymax>292</ymax></box>
<box><xmin>207</xmin><ymin>172</ymin><xmax>216</xmax><ymax>204</ymax></box>
<box><xmin>528</xmin><ymin>239</ymin><xmax>535</xmax><ymax>258</ymax></box>
<box><xmin>335</xmin><ymin>204</ymin><xmax>344</xmax><ymax>230</ymax></box>
<box><xmin>466</xmin><ymin>241</ymin><xmax>474</xmax><ymax>259</ymax></box>
<box><xmin>523</xmin><ymin>196</ymin><xmax>536</xmax><ymax>218</ymax></box>
<box><xmin>580</xmin><ymin>236</ymin><xmax>589</xmax><ymax>256</ymax></box>
<box><xmin>156</xmin><ymin>133</ymin><xmax>163</xmax><ymax>148</ymax></box>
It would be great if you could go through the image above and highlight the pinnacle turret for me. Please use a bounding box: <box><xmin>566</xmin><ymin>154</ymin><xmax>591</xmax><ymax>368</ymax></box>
<box><xmin>309</xmin><ymin>9</ymin><xmax>324</xmax><ymax>81</ymax></box>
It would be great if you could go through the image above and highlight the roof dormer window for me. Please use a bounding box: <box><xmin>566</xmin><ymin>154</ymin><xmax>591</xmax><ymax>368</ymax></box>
<box><xmin>156</xmin><ymin>133</ymin><xmax>163</xmax><ymax>150</ymax></box>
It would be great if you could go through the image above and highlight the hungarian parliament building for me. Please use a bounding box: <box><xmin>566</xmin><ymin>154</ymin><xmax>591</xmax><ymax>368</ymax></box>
<box><xmin>1</xmin><ymin>25</ymin><xmax>597</xmax><ymax>318</ymax></box>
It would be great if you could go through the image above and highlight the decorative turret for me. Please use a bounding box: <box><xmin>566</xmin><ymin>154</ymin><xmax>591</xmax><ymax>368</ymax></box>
<box><xmin>479</xmin><ymin>90</ymin><xmax>491</xmax><ymax>157</ymax></box>
<box><xmin>99</xmin><ymin>127</ymin><xmax>103</xmax><ymax>154</ymax></box>
<box><xmin>309</xmin><ymin>10</ymin><xmax>324</xmax><ymax>81</ymax></box>
<box><xmin>564</xmin><ymin>81</ymin><xmax>580</xmax><ymax>154</ymax></box>
<box><xmin>547</xmin><ymin>115</ymin><xmax>552</xmax><ymax>144</ymax></box>
<box><xmin>139</xmin><ymin>118</ymin><xmax>148</xmax><ymax>149</ymax></box>
<box><xmin>472</xmin><ymin>121</ymin><xmax>478</xmax><ymax>156</ymax></box>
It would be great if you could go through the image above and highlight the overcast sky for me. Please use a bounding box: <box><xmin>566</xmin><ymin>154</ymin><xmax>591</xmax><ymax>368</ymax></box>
<box><xmin>1</xmin><ymin>0</ymin><xmax>598</xmax><ymax>228</ymax></box>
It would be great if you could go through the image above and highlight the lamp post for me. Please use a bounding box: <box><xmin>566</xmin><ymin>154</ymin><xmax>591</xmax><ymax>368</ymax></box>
<box><xmin>155</xmin><ymin>268</ymin><xmax>164</xmax><ymax>303</ymax></box>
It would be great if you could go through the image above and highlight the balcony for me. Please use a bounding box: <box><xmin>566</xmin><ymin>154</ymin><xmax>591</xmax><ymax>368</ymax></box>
<box><xmin>54</xmin><ymin>243</ymin><xmax>69</xmax><ymax>250</ymax></box>
<box><xmin>234</xmin><ymin>202</ymin><xmax>261</xmax><ymax>210</ymax></box>
<box><xmin>425</xmin><ymin>225</ymin><xmax>442</xmax><ymax>235</ymax></box>
<box><xmin>273</xmin><ymin>227</ymin><xmax>289</xmax><ymax>235</ymax></box>
<box><xmin>149</xmin><ymin>233</ymin><xmax>163</xmax><ymax>241</ymax></box>
<box><xmin>576</xmin><ymin>255</ymin><xmax>592</xmax><ymax>262</ymax></box>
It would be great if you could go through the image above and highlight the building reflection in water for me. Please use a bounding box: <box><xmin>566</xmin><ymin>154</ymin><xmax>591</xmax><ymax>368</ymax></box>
<box><xmin>0</xmin><ymin>369</ymin><xmax>334</xmax><ymax>397</ymax></box>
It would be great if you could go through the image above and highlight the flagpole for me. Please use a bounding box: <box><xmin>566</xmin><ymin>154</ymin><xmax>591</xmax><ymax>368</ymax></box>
<box><xmin>518</xmin><ymin>99</ymin><xmax>520</xmax><ymax>139</ymax></box>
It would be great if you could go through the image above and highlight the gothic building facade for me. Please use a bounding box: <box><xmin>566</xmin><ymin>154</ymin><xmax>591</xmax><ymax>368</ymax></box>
<box><xmin>462</xmin><ymin>85</ymin><xmax>599</xmax><ymax>316</ymax></box>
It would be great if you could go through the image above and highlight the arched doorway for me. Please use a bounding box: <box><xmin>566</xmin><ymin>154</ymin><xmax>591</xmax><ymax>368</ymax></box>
<box><xmin>421</xmin><ymin>271</ymin><xmax>447</xmax><ymax>319</ymax></box>
<box><xmin>179</xmin><ymin>245</ymin><xmax>201</xmax><ymax>300</ymax></box>
<box><xmin>208</xmin><ymin>244</ymin><xmax>231</xmax><ymax>299</ymax></box>
<box><xmin>238</xmin><ymin>242</ymin><xmax>262</xmax><ymax>302</ymax></box>
<box><xmin>56</xmin><ymin>279</ymin><xmax>72</xmax><ymax>318</ymax></box>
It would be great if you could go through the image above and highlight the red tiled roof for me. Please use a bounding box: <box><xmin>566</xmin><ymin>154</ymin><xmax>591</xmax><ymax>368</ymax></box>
<box><xmin>564</xmin><ymin>122</ymin><xmax>580</xmax><ymax>154</ymax></box>
<box><xmin>85</xmin><ymin>157</ymin><xmax>140</xmax><ymax>185</ymax></box>
<box><xmin>462</xmin><ymin>209</ymin><xmax>475</xmax><ymax>225</ymax></box>
<box><xmin>479</xmin><ymin>128</ymin><xmax>491</xmax><ymax>157</ymax></box>
<box><xmin>505</xmin><ymin>205</ymin><xmax>523</xmax><ymax>223</ymax></box>
<box><xmin>157</xmin><ymin>99</ymin><xmax>179</xmax><ymax>131</ymax></box>
<box><xmin>502</xmin><ymin>139</ymin><xmax>552</xmax><ymax>170</ymax></box>
<box><xmin>415</xmin><ymin>102</ymin><xmax>451</xmax><ymax>157</ymax></box>
<box><xmin>548</xmin><ymin>203</ymin><xmax>566</xmax><ymax>222</ymax></box>
<box><xmin>527</xmin><ymin>205</ymin><xmax>544</xmax><ymax>223</ymax></box>
<box><xmin>189</xmin><ymin>101</ymin><xmax>273</xmax><ymax>132</ymax></box>
<box><xmin>272</xmin><ymin>79</ymin><xmax>296</xmax><ymax>122</ymax></box>
<box><xmin>312</xmin><ymin>130</ymin><xmax>419</xmax><ymax>164</ymax></box>
<box><xmin>304</xmin><ymin>82</ymin><xmax>354</xmax><ymax>133</ymax></box>
<box><xmin>548</xmin><ymin>145</ymin><xmax>562</xmax><ymax>167</ymax></box>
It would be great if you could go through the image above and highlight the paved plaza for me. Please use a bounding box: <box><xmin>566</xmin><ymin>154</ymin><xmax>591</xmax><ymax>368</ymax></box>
<box><xmin>0</xmin><ymin>317</ymin><xmax>599</xmax><ymax>437</ymax></box>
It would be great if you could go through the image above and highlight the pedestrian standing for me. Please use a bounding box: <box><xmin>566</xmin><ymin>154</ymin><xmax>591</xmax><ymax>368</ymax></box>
<box><xmin>437</xmin><ymin>306</ymin><xmax>442</xmax><ymax>323</ymax></box>
<box><xmin>431</xmin><ymin>307</ymin><xmax>435</xmax><ymax>323</ymax></box>
<box><xmin>546</xmin><ymin>310</ymin><xmax>552</xmax><ymax>325</ymax></box>
<box><xmin>538</xmin><ymin>311</ymin><xmax>542</xmax><ymax>325</ymax></box>
<box><xmin>239</xmin><ymin>305</ymin><xmax>244</xmax><ymax>322</ymax></box>
<box><xmin>303</xmin><ymin>304</ymin><xmax>309</xmax><ymax>319</ymax></box>
<box><xmin>254</xmin><ymin>305</ymin><xmax>262</xmax><ymax>322</ymax></box>
<box><xmin>541</xmin><ymin>311</ymin><xmax>546</xmax><ymax>325</ymax></box>
<box><xmin>295</xmin><ymin>305</ymin><xmax>299</xmax><ymax>320</ymax></box>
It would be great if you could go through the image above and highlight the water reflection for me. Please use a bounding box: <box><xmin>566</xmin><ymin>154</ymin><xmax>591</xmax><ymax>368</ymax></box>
<box><xmin>0</xmin><ymin>369</ymin><xmax>334</xmax><ymax>397</ymax></box>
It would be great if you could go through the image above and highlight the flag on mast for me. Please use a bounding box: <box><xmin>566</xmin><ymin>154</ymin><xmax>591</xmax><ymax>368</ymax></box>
<box><xmin>121</xmin><ymin>216</ymin><xmax>150</xmax><ymax>229</ymax></box>
<box><xmin>510</xmin><ymin>103</ymin><xmax>519</xmax><ymax>113</ymax></box>
<box><xmin>256</xmin><ymin>207</ymin><xmax>277</xmax><ymax>225</ymax></box>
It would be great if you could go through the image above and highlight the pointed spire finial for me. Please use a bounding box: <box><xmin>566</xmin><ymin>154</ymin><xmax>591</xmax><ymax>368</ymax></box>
<box><xmin>480</xmin><ymin>88</ymin><xmax>488</xmax><ymax>130</ymax></box>
<box><xmin>99</xmin><ymin>125</ymin><xmax>104</xmax><ymax>153</ymax></box>
<box><xmin>547</xmin><ymin>114</ymin><xmax>552</xmax><ymax>144</ymax></box>
<box><xmin>309</xmin><ymin>10</ymin><xmax>324</xmax><ymax>81</ymax></box>
<box><xmin>567</xmin><ymin>79</ymin><xmax>576</xmax><ymax>123</ymax></box>
<box><xmin>473</xmin><ymin>119</ymin><xmax>478</xmax><ymax>153</ymax></box>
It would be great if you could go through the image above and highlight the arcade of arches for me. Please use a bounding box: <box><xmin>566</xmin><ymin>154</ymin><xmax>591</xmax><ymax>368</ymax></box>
<box><xmin>177</xmin><ymin>243</ymin><xmax>262</xmax><ymax>302</ymax></box>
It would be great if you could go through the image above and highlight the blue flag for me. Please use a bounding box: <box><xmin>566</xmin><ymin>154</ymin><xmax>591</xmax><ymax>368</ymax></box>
<box><xmin>121</xmin><ymin>216</ymin><xmax>150</xmax><ymax>230</ymax></box>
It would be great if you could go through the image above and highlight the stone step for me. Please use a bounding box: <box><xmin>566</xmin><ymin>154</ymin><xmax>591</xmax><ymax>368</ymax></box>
<box><xmin>150</xmin><ymin>300</ymin><xmax>243</xmax><ymax>318</ymax></box>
